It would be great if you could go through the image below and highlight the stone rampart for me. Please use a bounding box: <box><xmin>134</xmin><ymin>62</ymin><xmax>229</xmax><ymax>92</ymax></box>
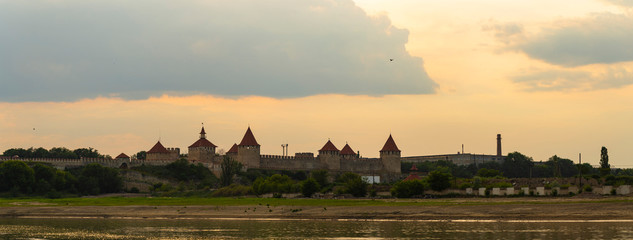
<box><xmin>340</xmin><ymin>158</ymin><xmax>383</xmax><ymax>173</ymax></box>
<box><xmin>259</xmin><ymin>154</ymin><xmax>322</xmax><ymax>170</ymax></box>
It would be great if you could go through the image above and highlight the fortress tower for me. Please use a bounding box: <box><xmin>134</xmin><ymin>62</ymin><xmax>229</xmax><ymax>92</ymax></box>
<box><xmin>318</xmin><ymin>140</ymin><xmax>340</xmax><ymax>170</ymax></box>
<box><xmin>237</xmin><ymin>127</ymin><xmax>260</xmax><ymax>168</ymax></box>
<box><xmin>147</xmin><ymin>141</ymin><xmax>179</xmax><ymax>161</ymax></box>
<box><xmin>340</xmin><ymin>143</ymin><xmax>357</xmax><ymax>160</ymax></box>
<box><xmin>379</xmin><ymin>134</ymin><xmax>401</xmax><ymax>174</ymax></box>
<box><xmin>188</xmin><ymin>126</ymin><xmax>217</xmax><ymax>163</ymax></box>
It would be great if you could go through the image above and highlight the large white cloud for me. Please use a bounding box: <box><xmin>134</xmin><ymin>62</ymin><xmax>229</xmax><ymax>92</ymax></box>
<box><xmin>0</xmin><ymin>0</ymin><xmax>436</xmax><ymax>102</ymax></box>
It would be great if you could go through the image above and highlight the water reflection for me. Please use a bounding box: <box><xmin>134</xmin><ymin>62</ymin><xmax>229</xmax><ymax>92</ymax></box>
<box><xmin>0</xmin><ymin>218</ymin><xmax>632</xmax><ymax>239</ymax></box>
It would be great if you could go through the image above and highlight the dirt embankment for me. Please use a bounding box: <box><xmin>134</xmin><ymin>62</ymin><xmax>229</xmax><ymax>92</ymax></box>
<box><xmin>1</xmin><ymin>197</ymin><xmax>632</xmax><ymax>221</ymax></box>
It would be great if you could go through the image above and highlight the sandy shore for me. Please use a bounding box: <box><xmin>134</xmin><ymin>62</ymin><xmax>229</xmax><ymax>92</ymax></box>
<box><xmin>1</xmin><ymin>197</ymin><xmax>632</xmax><ymax>221</ymax></box>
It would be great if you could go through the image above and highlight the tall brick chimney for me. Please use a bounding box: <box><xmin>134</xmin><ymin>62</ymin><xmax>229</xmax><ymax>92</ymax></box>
<box><xmin>496</xmin><ymin>134</ymin><xmax>502</xmax><ymax>156</ymax></box>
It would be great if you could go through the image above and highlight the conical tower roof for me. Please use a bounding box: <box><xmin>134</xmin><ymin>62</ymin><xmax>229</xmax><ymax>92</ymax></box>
<box><xmin>319</xmin><ymin>140</ymin><xmax>339</xmax><ymax>152</ymax></box>
<box><xmin>238</xmin><ymin>127</ymin><xmax>260</xmax><ymax>146</ymax></box>
<box><xmin>189</xmin><ymin>138</ymin><xmax>217</xmax><ymax>148</ymax></box>
<box><xmin>340</xmin><ymin>143</ymin><xmax>355</xmax><ymax>155</ymax></box>
<box><xmin>380</xmin><ymin>134</ymin><xmax>400</xmax><ymax>152</ymax></box>
<box><xmin>200</xmin><ymin>126</ymin><xmax>206</xmax><ymax>135</ymax></box>
<box><xmin>148</xmin><ymin>141</ymin><xmax>170</xmax><ymax>154</ymax></box>
<box><xmin>227</xmin><ymin>143</ymin><xmax>238</xmax><ymax>153</ymax></box>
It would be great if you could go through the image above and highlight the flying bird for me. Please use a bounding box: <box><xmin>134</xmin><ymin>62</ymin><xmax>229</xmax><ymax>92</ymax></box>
<box><xmin>389</xmin><ymin>59</ymin><xmax>394</xmax><ymax>61</ymax></box>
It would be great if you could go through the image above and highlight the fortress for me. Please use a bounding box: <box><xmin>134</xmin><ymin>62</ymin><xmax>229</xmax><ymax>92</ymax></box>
<box><xmin>1</xmin><ymin>126</ymin><xmax>506</xmax><ymax>183</ymax></box>
<box><xmin>146</xmin><ymin>127</ymin><xmax>403</xmax><ymax>182</ymax></box>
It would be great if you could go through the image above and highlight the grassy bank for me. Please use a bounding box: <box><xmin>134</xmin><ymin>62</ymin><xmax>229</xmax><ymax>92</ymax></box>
<box><xmin>1</xmin><ymin>196</ymin><xmax>631</xmax><ymax>208</ymax></box>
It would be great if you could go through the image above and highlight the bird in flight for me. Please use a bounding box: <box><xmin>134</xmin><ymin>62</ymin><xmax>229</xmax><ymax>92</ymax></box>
<box><xmin>389</xmin><ymin>59</ymin><xmax>394</xmax><ymax>61</ymax></box>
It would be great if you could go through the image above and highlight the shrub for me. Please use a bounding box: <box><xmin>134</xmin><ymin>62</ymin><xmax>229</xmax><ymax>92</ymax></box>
<box><xmin>390</xmin><ymin>180</ymin><xmax>425</xmax><ymax>198</ymax></box>
<box><xmin>300</xmin><ymin>178</ymin><xmax>320</xmax><ymax>198</ymax></box>
<box><xmin>583</xmin><ymin>184</ymin><xmax>593</xmax><ymax>193</ymax></box>
<box><xmin>427</xmin><ymin>170</ymin><xmax>452</xmax><ymax>192</ymax></box>
<box><xmin>130</xmin><ymin>187</ymin><xmax>140</xmax><ymax>193</ymax></box>
<box><xmin>211</xmin><ymin>184</ymin><xmax>253</xmax><ymax>197</ymax></box>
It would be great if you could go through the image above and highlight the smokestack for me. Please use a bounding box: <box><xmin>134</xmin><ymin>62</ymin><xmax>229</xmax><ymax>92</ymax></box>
<box><xmin>496</xmin><ymin>134</ymin><xmax>502</xmax><ymax>156</ymax></box>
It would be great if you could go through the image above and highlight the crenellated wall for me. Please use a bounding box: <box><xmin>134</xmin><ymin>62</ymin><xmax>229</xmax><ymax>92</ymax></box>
<box><xmin>259</xmin><ymin>153</ymin><xmax>323</xmax><ymax>170</ymax></box>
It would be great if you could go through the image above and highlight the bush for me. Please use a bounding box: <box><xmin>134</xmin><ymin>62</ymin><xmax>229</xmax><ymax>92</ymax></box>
<box><xmin>130</xmin><ymin>187</ymin><xmax>140</xmax><ymax>193</ymax></box>
<box><xmin>346</xmin><ymin>177</ymin><xmax>368</xmax><ymax>197</ymax></box>
<box><xmin>252</xmin><ymin>174</ymin><xmax>296</xmax><ymax>196</ymax></box>
<box><xmin>311</xmin><ymin>170</ymin><xmax>329</xmax><ymax>189</ymax></box>
<box><xmin>335</xmin><ymin>173</ymin><xmax>368</xmax><ymax>197</ymax></box>
<box><xmin>427</xmin><ymin>170</ymin><xmax>452</xmax><ymax>192</ymax></box>
<box><xmin>390</xmin><ymin>180</ymin><xmax>425</xmax><ymax>198</ymax></box>
<box><xmin>211</xmin><ymin>184</ymin><xmax>253</xmax><ymax>197</ymax></box>
<box><xmin>583</xmin><ymin>184</ymin><xmax>593</xmax><ymax>193</ymax></box>
<box><xmin>300</xmin><ymin>178</ymin><xmax>320</xmax><ymax>198</ymax></box>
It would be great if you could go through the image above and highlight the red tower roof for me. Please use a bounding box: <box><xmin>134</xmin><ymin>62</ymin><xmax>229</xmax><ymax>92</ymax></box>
<box><xmin>340</xmin><ymin>143</ymin><xmax>355</xmax><ymax>155</ymax></box>
<box><xmin>227</xmin><ymin>143</ymin><xmax>238</xmax><ymax>153</ymax></box>
<box><xmin>115</xmin><ymin>153</ymin><xmax>129</xmax><ymax>159</ymax></box>
<box><xmin>148</xmin><ymin>141</ymin><xmax>171</xmax><ymax>154</ymax></box>
<box><xmin>319</xmin><ymin>140</ymin><xmax>339</xmax><ymax>152</ymax></box>
<box><xmin>238</xmin><ymin>127</ymin><xmax>260</xmax><ymax>146</ymax></box>
<box><xmin>189</xmin><ymin>138</ymin><xmax>217</xmax><ymax>148</ymax></box>
<box><xmin>380</xmin><ymin>134</ymin><xmax>400</xmax><ymax>152</ymax></box>
<box><xmin>200</xmin><ymin>126</ymin><xmax>207</xmax><ymax>135</ymax></box>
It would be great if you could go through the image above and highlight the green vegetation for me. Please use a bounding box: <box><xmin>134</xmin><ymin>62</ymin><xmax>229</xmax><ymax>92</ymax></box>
<box><xmin>300</xmin><ymin>178</ymin><xmax>320</xmax><ymax>197</ymax></box>
<box><xmin>0</xmin><ymin>160</ymin><xmax>121</xmax><ymax>197</ymax></box>
<box><xmin>427</xmin><ymin>170</ymin><xmax>452</xmax><ymax>192</ymax></box>
<box><xmin>3</xmin><ymin>147</ymin><xmax>109</xmax><ymax>159</ymax></box>
<box><xmin>600</xmin><ymin>146</ymin><xmax>611</xmax><ymax>176</ymax></box>
<box><xmin>220</xmin><ymin>156</ymin><xmax>242</xmax><ymax>186</ymax></box>
<box><xmin>390</xmin><ymin>179</ymin><xmax>425</xmax><ymax>198</ymax></box>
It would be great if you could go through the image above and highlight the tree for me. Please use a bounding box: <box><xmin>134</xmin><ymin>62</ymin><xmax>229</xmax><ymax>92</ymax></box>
<box><xmin>0</xmin><ymin>160</ymin><xmax>35</xmax><ymax>193</ymax></box>
<box><xmin>427</xmin><ymin>170</ymin><xmax>452</xmax><ymax>192</ymax></box>
<box><xmin>476</xmin><ymin>168</ymin><xmax>502</xmax><ymax>178</ymax></box>
<box><xmin>600</xmin><ymin>146</ymin><xmax>611</xmax><ymax>176</ymax></box>
<box><xmin>220</xmin><ymin>156</ymin><xmax>242</xmax><ymax>187</ymax></box>
<box><xmin>502</xmin><ymin>152</ymin><xmax>534</xmax><ymax>178</ymax></box>
<box><xmin>300</xmin><ymin>178</ymin><xmax>320</xmax><ymax>197</ymax></box>
<box><xmin>135</xmin><ymin>151</ymin><xmax>147</xmax><ymax>160</ymax></box>
<box><xmin>390</xmin><ymin>179</ymin><xmax>425</xmax><ymax>198</ymax></box>
<box><xmin>77</xmin><ymin>163</ymin><xmax>122</xmax><ymax>195</ymax></box>
<box><xmin>73</xmin><ymin>147</ymin><xmax>102</xmax><ymax>158</ymax></box>
<box><xmin>311</xmin><ymin>170</ymin><xmax>329</xmax><ymax>188</ymax></box>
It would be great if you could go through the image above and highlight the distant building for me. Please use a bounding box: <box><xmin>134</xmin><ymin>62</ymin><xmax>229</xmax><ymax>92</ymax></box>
<box><xmin>401</xmin><ymin>134</ymin><xmax>505</xmax><ymax>166</ymax></box>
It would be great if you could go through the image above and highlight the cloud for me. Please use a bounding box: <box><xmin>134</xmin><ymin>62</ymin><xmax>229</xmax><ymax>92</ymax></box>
<box><xmin>512</xmin><ymin>66</ymin><xmax>633</xmax><ymax>91</ymax></box>
<box><xmin>602</xmin><ymin>0</ymin><xmax>633</xmax><ymax>8</ymax></box>
<box><xmin>0</xmin><ymin>0</ymin><xmax>436</xmax><ymax>102</ymax></box>
<box><xmin>503</xmin><ymin>13</ymin><xmax>633</xmax><ymax>67</ymax></box>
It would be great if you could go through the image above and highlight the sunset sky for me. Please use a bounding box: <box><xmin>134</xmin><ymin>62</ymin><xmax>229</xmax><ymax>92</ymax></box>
<box><xmin>1</xmin><ymin>0</ymin><xmax>632</xmax><ymax>167</ymax></box>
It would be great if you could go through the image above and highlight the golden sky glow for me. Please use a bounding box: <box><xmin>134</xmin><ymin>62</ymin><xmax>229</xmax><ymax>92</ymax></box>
<box><xmin>1</xmin><ymin>0</ymin><xmax>632</xmax><ymax>167</ymax></box>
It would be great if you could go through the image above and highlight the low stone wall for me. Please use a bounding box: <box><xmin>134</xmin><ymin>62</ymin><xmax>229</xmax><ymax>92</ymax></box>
<box><xmin>462</xmin><ymin>185</ymin><xmax>632</xmax><ymax>197</ymax></box>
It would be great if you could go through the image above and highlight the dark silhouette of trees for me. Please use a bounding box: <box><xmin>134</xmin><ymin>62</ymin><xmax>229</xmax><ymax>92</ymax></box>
<box><xmin>600</xmin><ymin>146</ymin><xmax>611</xmax><ymax>176</ymax></box>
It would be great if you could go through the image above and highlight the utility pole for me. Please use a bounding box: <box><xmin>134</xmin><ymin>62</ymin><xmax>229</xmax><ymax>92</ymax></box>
<box><xmin>578</xmin><ymin>153</ymin><xmax>582</xmax><ymax>187</ymax></box>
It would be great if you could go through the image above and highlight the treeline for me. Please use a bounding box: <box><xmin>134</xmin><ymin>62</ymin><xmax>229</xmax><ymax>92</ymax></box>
<box><xmin>3</xmin><ymin>147</ymin><xmax>110</xmax><ymax>159</ymax></box>
<box><xmin>402</xmin><ymin>151</ymin><xmax>633</xmax><ymax>179</ymax></box>
<box><xmin>0</xmin><ymin>160</ymin><xmax>122</xmax><ymax>197</ymax></box>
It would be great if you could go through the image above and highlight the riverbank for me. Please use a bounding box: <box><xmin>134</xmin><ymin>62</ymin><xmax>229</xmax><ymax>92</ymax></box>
<box><xmin>1</xmin><ymin>196</ymin><xmax>632</xmax><ymax>221</ymax></box>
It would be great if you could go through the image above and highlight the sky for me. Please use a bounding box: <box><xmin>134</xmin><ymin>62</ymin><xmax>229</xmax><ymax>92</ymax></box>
<box><xmin>1</xmin><ymin>0</ymin><xmax>632</xmax><ymax>167</ymax></box>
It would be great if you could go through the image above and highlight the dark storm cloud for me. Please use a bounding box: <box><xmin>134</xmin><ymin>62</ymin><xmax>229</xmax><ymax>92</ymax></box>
<box><xmin>0</xmin><ymin>0</ymin><xmax>436</xmax><ymax>102</ymax></box>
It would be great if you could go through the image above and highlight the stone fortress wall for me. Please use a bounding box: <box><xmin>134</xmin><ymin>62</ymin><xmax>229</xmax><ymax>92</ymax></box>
<box><xmin>2</xmin><ymin>127</ymin><xmax>505</xmax><ymax>183</ymax></box>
